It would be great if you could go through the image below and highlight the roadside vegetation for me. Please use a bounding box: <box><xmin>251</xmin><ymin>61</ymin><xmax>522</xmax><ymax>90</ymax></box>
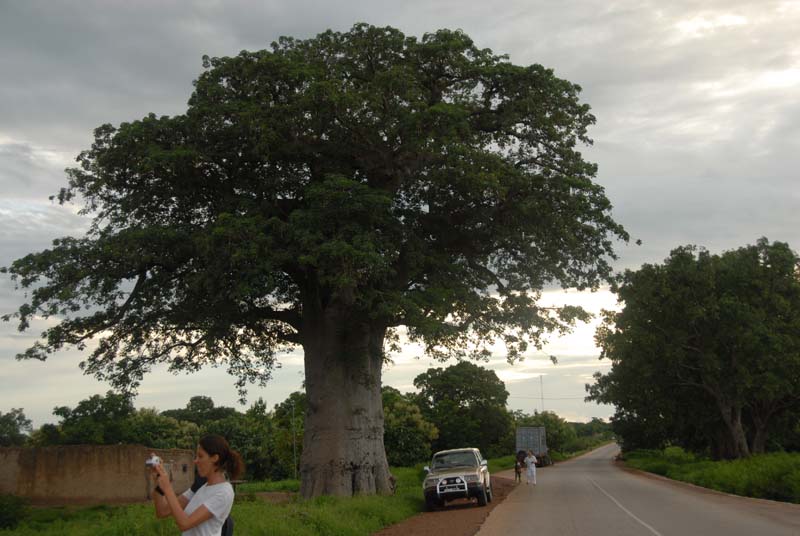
<box><xmin>1</xmin><ymin>435</ymin><xmax>610</xmax><ymax>535</ymax></box>
<box><xmin>3</xmin><ymin>364</ymin><xmax>613</xmax><ymax>483</ymax></box>
<box><xmin>1</xmin><ymin>465</ymin><xmax>437</xmax><ymax>535</ymax></box>
<box><xmin>589</xmin><ymin>240</ymin><xmax>800</xmax><ymax>462</ymax></box>
<box><xmin>623</xmin><ymin>447</ymin><xmax>800</xmax><ymax>503</ymax></box>
<box><xmin>585</xmin><ymin>239</ymin><xmax>800</xmax><ymax>504</ymax></box>
<box><xmin>1</xmin><ymin>361</ymin><xmax>613</xmax><ymax>532</ymax></box>
<box><xmin>1</xmin><ymin>438</ymin><xmax>618</xmax><ymax>534</ymax></box>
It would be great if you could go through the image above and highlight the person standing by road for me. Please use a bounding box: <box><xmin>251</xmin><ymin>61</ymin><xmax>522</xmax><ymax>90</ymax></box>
<box><xmin>151</xmin><ymin>434</ymin><xmax>244</xmax><ymax>535</ymax></box>
<box><xmin>524</xmin><ymin>450</ymin><xmax>538</xmax><ymax>485</ymax></box>
<box><xmin>514</xmin><ymin>458</ymin><xmax>523</xmax><ymax>483</ymax></box>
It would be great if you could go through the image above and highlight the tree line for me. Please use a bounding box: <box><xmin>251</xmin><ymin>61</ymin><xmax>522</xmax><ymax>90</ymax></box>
<box><xmin>588</xmin><ymin>238</ymin><xmax>800</xmax><ymax>459</ymax></box>
<box><xmin>1</xmin><ymin>362</ymin><xmax>611</xmax><ymax>479</ymax></box>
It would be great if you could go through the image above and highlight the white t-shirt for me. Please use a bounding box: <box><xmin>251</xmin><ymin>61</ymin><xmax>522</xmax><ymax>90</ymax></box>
<box><xmin>180</xmin><ymin>482</ymin><xmax>234</xmax><ymax>536</ymax></box>
<box><xmin>524</xmin><ymin>455</ymin><xmax>538</xmax><ymax>469</ymax></box>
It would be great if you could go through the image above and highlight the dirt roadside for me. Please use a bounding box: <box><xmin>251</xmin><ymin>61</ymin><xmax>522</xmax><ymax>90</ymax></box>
<box><xmin>372</xmin><ymin>473</ymin><xmax>517</xmax><ymax>536</ymax></box>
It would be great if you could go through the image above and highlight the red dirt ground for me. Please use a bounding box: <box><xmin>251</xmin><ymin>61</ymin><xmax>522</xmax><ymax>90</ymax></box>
<box><xmin>372</xmin><ymin>476</ymin><xmax>516</xmax><ymax>536</ymax></box>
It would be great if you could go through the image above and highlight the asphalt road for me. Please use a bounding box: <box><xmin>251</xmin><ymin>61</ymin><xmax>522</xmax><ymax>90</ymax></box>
<box><xmin>477</xmin><ymin>443</ymin><xmax>800</xmax><ymax>536</ymax></box>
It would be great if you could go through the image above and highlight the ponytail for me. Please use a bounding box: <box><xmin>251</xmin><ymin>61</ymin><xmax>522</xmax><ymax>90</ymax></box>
<box><xmin>199</xmin><ymin>434</ymin><xmax>246</xmax><ymax>480</ymax></box>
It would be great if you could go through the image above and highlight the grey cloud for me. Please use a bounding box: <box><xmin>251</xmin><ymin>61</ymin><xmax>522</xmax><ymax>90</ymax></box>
<box><xmin>0</xmin><ymin>142</ymin><xmax>72</xmax><ymax>201</ymax></box>
<box><xmin>1</xmin><ymin>0</ymin><xmax>799</xmax><ymax>423</ymax></box>
<box><xmin>0</xmin><ymin>202</ymin><xmax>89</xmax><ymax>265</ymax></box>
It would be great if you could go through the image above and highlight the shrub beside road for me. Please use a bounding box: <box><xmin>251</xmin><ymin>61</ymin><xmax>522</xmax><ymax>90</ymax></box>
<box><xmin>623</xmin><ymin>447</ymin><xmax>800</xmax><ymax>503</ymax></box>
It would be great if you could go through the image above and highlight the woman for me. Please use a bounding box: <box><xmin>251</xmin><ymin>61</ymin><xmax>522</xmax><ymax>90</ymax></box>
<box><xmin>151</xmin><ymin>434</ymin><xmax>244</xmax><ymax>536</ymax></box>
<box><xmin>524</xmin><ymin>449</ymin><xmax>537</xmax><ymax>485</ymax></box>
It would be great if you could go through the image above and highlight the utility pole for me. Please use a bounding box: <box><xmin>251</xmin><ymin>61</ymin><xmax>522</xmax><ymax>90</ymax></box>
<box><xmin>540</xmin><ymin>375</ymin><xmax>544</xmax><ymax>412</ymax></box>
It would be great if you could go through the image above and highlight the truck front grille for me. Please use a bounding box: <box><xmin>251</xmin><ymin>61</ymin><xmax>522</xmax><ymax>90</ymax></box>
<box><xmin>437</xmin><ymin>477</ymin><xmax>468</xmax><ymax>495</ymax></box>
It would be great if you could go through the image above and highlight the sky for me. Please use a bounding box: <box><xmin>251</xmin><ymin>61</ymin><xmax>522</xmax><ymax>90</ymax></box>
<box><xmin>1</xmin><ymin>0</ymin><xmax>799</xmax><ymax>428</ymax></box>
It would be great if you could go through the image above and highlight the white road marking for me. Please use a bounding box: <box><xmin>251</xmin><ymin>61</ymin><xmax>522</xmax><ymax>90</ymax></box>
<box><xmin>589</xmin><ymin>478</ymin><xmax>664</xmax><ymax>536</ymax></box>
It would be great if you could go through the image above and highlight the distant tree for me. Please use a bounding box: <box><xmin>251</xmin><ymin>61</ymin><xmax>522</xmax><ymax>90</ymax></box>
<box><xmin>237</xmin><ymin>397</ymin><xmax>278</xmax><ymax>480</ymax></box>
<box><xmin>590</xmin><ymin>239</ymin><xmax>800</xmax><ymax>458</ymax></box>
<box><xmin>380</xmin><ymin>386</ymin><xmax>406</xmax><ymax>411</ymax></box>
<box><xmin>2</xmin><ymin>24</ymin><xmax>626</xmax><ymax>496</ymax></box>
<box><xmin>382</xmin><ymin>387</ymin><xmax>438</xmax><ymax>466</ymax></box>
<box><xmin>52</xmin><ymin>391</ymin><xmax>136</xmax><ymax>445</ymax></box>
<box><xmin>414</xmin><ymin>362</ymin><xmax>512</xmax><ymax>457</ymax></box>
<box><xmin>161</xmin><ymin>396</ymin><xmax>238</xmax><ymax>425</ymax></box>
<box><xmin>270</xmin><ymin>392</ymin><xmax>306</xmax><ymax>480</ymax></box>
<box><xmin>203</xmin><ymin>409</ymin><xmax>271</xmax><ymax>480</ymax></box>
<box><xmin>572</xmin><ymin>417</ymin><xmax>612</xmax><ymax>438</ymax></box>
<box><xmin>123</xmin><ymin>408</ymin><xmax>200</xmax><ymax>450</ymax></box>
<box><xmin>0</xmin><ymin>408</ymin><xmax>32</xmax><ymax>446</ymax></box>
<box><xmin>27</xmin><ymin>423</ymin><xmax>62</xmax><ymax>446</ymax></box>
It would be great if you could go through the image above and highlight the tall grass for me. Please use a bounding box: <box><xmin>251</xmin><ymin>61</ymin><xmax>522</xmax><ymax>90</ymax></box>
<box><xmin>238</xmin><ymin>479</ymin><xmax>300</xmax><ymax>493</ymax></box>
<box><xmin>0</xmin><ymin>466</ymin><xmax>428</xmax><ymax>535</ymax></box>
<box><xmin>487</xmin><ymin>455</ymin><xmax>516</xmax><ymax>474</ymax></box>
<box><xmin>624</xmin><ymin>447</ymin><xmax>800</xmax><ymax>503</ymax></box>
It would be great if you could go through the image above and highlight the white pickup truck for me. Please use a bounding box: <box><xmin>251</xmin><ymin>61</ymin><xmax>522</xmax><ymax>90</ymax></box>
<box><xmin>422</xmin><ymin>447</ymin><xmax>492</xmax><ymax>510</ymax></box>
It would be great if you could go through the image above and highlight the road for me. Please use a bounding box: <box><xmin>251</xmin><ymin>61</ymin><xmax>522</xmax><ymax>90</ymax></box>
<box><xmin>477</xmin><ymin>443</ymin><xmax>800</xmax><ymax>536</ymax></box>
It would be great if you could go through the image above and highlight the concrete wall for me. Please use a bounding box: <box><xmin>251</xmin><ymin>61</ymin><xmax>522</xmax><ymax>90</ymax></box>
<box><xmin>0</xmin><ymin>445</ymin><xmax>194</xmax><ymax>504</ymax></box>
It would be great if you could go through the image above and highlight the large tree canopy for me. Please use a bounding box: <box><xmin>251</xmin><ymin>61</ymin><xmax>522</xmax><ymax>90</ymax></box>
<box><xmin>413</xmin><ymin>361</ymin><xmax>511</xmax><ymax>457</ymax></box>
<box><xmin>3</xmin><ymin>24</ymin><xmax>626</xmax><ymax>496</ymax></box>
<box><xmin>589</xmin><ymin>239</ymin><xmax>800</xmax><ymax>458</ymax></box>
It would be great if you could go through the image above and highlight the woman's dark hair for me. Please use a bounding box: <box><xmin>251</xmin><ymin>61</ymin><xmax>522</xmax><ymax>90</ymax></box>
<box><xmin>199</xmin><ymin>434</ymin><xmax>245</xmax><ymax>480</ymax></box>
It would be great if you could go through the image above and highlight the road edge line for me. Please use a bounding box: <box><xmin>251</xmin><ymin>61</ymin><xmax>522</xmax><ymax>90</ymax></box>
<box><xmin>588</xmin><ymin>477</ymin><xmax>664</xmax><ymax>536</ymax></box>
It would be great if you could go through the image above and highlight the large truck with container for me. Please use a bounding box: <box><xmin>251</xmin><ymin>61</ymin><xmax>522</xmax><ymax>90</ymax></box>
<box><xmin>515</xmin><ymin>426</ymin><xmax>551</xmax><ymax>466</ymax></box>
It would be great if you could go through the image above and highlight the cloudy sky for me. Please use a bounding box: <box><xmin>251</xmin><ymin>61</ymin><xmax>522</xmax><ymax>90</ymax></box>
<box><xmin>1</xmin><ymin>1</ymin><xmax>798</xmax><ymax>427</ymax></box>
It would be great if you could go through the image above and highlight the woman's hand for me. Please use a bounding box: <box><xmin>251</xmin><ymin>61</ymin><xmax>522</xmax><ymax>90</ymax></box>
<box><xmin>154</xmin><ymin>465</ymin><xmax>173</xmax><ymax>492</ymax></box>
<box><xmin>151</xmin><ymin>456</ymin><xmax>174</xmax><ymax>494</ymax></box>
<box><xmin>148</xmin><ymin>452</ymin><xmax>160</xmax><ymax>481</ymax></box>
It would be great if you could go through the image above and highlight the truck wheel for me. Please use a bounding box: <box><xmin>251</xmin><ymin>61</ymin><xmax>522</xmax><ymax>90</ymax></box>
<box><xmin>477</xmin><ymin>485</ymin><xmax>488</xmax><ymax>506</ymax></box>
<box><xmin>425</xmin><ymin>496</ymin><xmax>440</xmax><ymax>511</ymax></box>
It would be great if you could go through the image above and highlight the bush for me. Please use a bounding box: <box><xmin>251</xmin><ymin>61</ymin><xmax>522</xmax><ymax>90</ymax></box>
<box><xmin>487</xmin><ymin>455</ymin><xmax>516</xmax><ymax>474</ymax></box>
<box><xmin>785</xmin><ymin>469</ymin><xmax>800</xmax><ymax>502</ymax></box>
<box><xmin>624</xmin><ymin>449</ymin><xmax>800</xmax><ymax>503</ymax></box>
<box><xmin>663</xmin><ymin>446</ymin><xmax>695</xmax><ymax>464</ymax></box>
<box><xmin>0</xmin><ymin>494</ymin><xmax>28</xmax><ymax>530</ymax></box>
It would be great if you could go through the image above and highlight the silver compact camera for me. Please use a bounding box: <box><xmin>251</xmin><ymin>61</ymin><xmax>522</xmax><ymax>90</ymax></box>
<box><xmin>145</xmin><ymin>454</ymin><xmax>162</xmax><ymax>467</ymax></box>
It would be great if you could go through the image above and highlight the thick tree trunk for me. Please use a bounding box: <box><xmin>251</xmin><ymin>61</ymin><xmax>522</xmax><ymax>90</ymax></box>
<box><xmin>716</xmin><ymin>401</ymin><xmax>750</xmax><ymax>459</ymax></box>
<box><xmin>711</xmin><ymin>427</ymin><xmax>738</xmax><ymax>460</ymax></box>
<box><xmin>299</xmin><ymin>305</ymin><xmax>393</xmax><ymax>498</ymax></box>
<box><xmin>750</xmin><ymin>424</ymin><xmax>768</xmax><ymax>455</ymax></box>
<box><xmin>749</xmin><ymin>408</ymin><xmax>773</xmax><ymax>455</ymax></box>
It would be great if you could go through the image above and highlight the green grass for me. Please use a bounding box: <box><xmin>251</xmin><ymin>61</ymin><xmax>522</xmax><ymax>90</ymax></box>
<box><xmin>624</xmin><ymin>447</ymin><xmax>800</xmax><ymax>503</ymax></box>
<box><xmin>2</xmin><ymin>503</ymin><xmax>178</xmax><ymax>535</ymax></box>
<box><xmin>1</xmin><ymin>456</ymin><xmax>527</xmax><ymax>535</ymax></box>
<box><xmin>487</xmin><ymin>454</ymin><xmax>516</xmax><ymax>474</ymax></box>
<box><xmin>0</xmin><ymin>466</ymin><xmax>429</xmax><ymax>535</ymax></box>
<box><xmin>237</xmin><ymin>479</ymin><xmax>301</xmax><ymax>493</ymax></box>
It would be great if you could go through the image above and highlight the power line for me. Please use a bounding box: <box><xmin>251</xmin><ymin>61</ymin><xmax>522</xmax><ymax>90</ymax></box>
<box><xmin>508</xmin><ymin>395</ymin><xmax>587</xmax><ymax>400</ymax></box>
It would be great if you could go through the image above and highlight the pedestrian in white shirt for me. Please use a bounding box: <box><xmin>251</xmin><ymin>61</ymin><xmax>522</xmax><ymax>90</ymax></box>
<box><xmin>524</xmin><ymin>449</ymin><xmax>538</xmax><ymax>485</ymax></box>
<box><xmin>151</xmin><ymin>434</ymin><xmax>244</xmax><ymax>536</ymax></box>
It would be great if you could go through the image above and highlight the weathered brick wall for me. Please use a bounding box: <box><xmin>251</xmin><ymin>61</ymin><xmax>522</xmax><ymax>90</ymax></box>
<box><xmin>0</xmin><ymin>445</ymin><xmax>194</xmax><ymax>504</ymax></box>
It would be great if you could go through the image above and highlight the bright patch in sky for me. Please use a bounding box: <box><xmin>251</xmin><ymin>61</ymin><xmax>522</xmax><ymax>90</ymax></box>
<box><xmin>756</xmin><ymin>68</ymin><xmax>800</xmax><ymax>90</ymax></box>
<box><xmin>693</xmin><ymin>66</ymin><xmax>800</xmax><ymax>100</ymax></box>
<box><xmin>675</xmin><ymin>13</ymin><xmax>747</xmax><ymax>38</ymax></box>
<box><xmin>495</xmin><ymin>369</ymin><xmax>542</xmax><ymax>383</ymax></box>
